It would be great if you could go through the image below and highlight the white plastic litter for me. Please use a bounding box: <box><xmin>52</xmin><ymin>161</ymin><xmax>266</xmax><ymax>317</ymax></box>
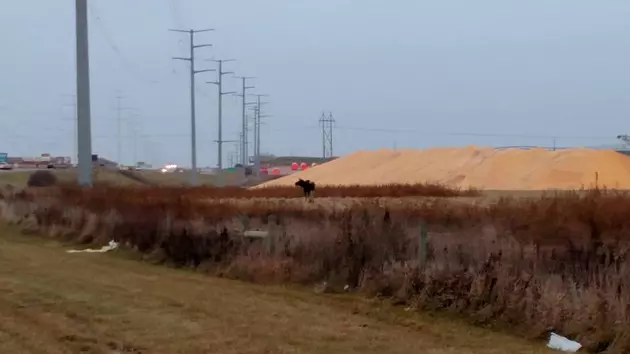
<box><xmin>67</xmin><ymin>240</ymin><xmax>119</xmax><ymax>254</ymax></box>
<box><xmin>547</xmin><ymin>332</ymin><xmax>582</xmax><ymax>352</ymax></box>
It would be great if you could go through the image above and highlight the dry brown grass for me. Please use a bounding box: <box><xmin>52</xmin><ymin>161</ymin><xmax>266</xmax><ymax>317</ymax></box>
<box><xmin>0</xmin><ymin>224</ymin><xmax>550</xmax><ymax>354</ymax></box>
<box><xmin>3</xmin><ymin>185</ymin><xmax>630</xmax><ymax>353</ymax></box>
<box><xmin>52</xmin><ymin>182</ymin><xmax>480</xmax><ymax>201</ymax></box>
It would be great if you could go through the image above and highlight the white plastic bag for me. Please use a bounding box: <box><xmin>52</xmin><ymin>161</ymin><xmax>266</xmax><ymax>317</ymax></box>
<box><xmin>547</xmin><ymin>332</ymin><xmax>582</xmax><ymax>352</ymax></box>
<box><xmin>67</xmin><ymin>240</ymin><xmax>119</xmax><ymax>254</ymax></box>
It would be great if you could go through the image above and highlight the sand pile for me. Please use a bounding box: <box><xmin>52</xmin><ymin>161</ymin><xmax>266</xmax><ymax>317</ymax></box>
<box><xmin>257</xmin><ymin>147</ymin><xmax>630</xmax><ymax>190</ymax></box>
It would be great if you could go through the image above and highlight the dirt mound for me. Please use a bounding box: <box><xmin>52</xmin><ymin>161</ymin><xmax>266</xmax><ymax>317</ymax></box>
<box><xmin>256</xmin><ymin>147</ymin><xmax>630</xmax><ymax>190</ymax></box>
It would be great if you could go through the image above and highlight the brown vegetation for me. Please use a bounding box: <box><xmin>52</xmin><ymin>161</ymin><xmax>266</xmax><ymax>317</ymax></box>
<box><xmin>1</xmin><ymin>185</ymin><xmax>629</xmax><ymax>353</ymax></box>
<box><xmin>54</xmin><ymin>181</ymin><xmax>480</xmax><ymax>201</ymax></box>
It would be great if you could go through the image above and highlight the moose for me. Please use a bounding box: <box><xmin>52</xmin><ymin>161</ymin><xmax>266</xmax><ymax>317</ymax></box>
<box><xmin>295</xmin><ymin>178</ymin><xmax>316</xmax><ymax>200</ymax></box>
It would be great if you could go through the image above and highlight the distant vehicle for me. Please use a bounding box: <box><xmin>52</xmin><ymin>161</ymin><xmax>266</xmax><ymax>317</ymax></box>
<box><xmin>0</xmin><ymin>162</ymin><xmax>13</xmax><ymax>170</ymax></box>
<box><xmin>135</xmin><ymin>161</ymin><xmax>152</xmax><ymax>170</ymax></box>
<box><xmin>160</xmin><ymin>163</ymin><xmax>178</xmax><ymax>173</ymax></box>
<box><xmin>0</xmin><ymin>153</ymin><xmax>12</xmax><ymax>170</ymax></box>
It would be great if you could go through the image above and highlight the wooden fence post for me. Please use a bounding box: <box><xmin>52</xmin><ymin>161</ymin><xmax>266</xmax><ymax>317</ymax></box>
<box><xmin>418</xmin><ymin>221</ymin><xmax>428</xmax><ymax>266</ymax></box>
<box><xmin>267</xmin><ymin>232</ymin><xmax>275</xmax><ymax>255</ymax></box>
<box><xmin>165</xmin><ymin>212</ymin><xmax>173</xmax><ymax>234</ymax></box>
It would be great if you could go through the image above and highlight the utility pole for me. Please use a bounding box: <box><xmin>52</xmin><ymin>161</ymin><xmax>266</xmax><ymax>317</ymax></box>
<box><xmin>249</xmin><ymin>106</ymin><xmax>258</xmax><ymax>169</ymax></box>
<box><xmin>235</xmin><ymin>76</ymin><xmax>255</xmax><ymax>165</ymax></box>
<box><xmin>249</xmin><ymin>94</ymin><xmax>269</xmax><ymax>176</ymax></box>
<box><xmin>206</xmin><ymin>59</ymin><xmax>236</xmax><ymax>174</ymax></box>
<box><xmin>319</xmin><ymin>111</ymin><xmax>335</xmax><ymax>158</ymax></box>
<box><xmin>228</xmin><ymin>150</ymin><xmax>234</xmax><ymax>168</ymax></box>
<box><xmin>238</xmin><ymin>131</ymin><xmax>243</xmax><ymax>164</ymax></box>
<box><xmin>169</xmin><ymin>28</ymin><xmax>214</xmax><ymax>186</ymax></box>
<box><xmin>75</xmin><ymin>0</ymin><xmax>93</xmax><ymax>186</ymax></box>
<box><xmin>226</xmin><ymin>138</ymin><xmax>240</xmax><ymax>168</ymax></box>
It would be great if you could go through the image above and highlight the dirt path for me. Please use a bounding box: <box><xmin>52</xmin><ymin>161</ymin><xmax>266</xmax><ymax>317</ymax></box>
<box><xmin>0</xmin><ymin>226</ymin><xmax>552</xmax><ymax>354</ymax></box>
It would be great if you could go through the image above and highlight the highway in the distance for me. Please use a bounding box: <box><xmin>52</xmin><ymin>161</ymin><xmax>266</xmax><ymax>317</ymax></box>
<box><xmin>0</xmin><ymin>168</ymin><xmax>42</xmax><ymax>173</ymax></box>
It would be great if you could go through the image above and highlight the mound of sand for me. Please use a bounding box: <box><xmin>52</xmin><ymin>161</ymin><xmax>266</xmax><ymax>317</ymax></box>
<box><xmin>256</xmin><ymin>147</ymin><xmax>630</xmax><ymax>190</ymax></box>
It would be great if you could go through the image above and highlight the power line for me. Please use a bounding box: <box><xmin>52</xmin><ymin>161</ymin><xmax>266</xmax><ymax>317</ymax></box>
<box><xmin>168</xmin><ymin>0</ymin><xmax>185</xmax><ymax>29</ymax></box>
<box><xmin>169</xmin><ymin>28</ymin><xmax>214</xmax><ymax>186</ymax></box>
<box><xmin>263</xmin><ymin>122</ymin><xmax>616</xmax><ymax>141</ymax></box>
<box><xmin>88</xmin><ymin>1</ymin><xmax>161</xmax><ymax>85</ymax></box>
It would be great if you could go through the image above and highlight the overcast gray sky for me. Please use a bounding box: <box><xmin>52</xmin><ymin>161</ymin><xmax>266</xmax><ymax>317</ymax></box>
<box><xmin>1</xmin><ymin>0</ymin><xmax>630</xmax><ymax>167</ymax></box>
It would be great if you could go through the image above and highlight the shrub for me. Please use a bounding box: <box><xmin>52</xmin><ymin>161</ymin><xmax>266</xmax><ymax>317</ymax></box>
<box><xmin>51</xmin><ymin>182</ymin><xmax>480</xmax><ymax>201</ymax></box>
<box><xmin>27</xmin><ymin>170</ymin><xmax>58</xmax><ymax>188</ymax></box>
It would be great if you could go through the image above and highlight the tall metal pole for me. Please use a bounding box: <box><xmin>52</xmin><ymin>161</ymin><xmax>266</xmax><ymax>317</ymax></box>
<box><xmin>217</xmin><ymin>60</ymin><xmax>222</xmax><ymax>171</ymax></box>
<box><xmin>207</xmin><ymin>59</ymin><xmax>235</xmax><ymax>173</ymax></box>
<box><xmin>254</xmin><ymin>105</ymin><xmax>259</xmax><ymax>173</ymax></box>
<box><xmin>235</xmin><ymin>76</ymin><xmax>255</xmax><ymax>165</ymax></box>
<box><xmin>249</xmin><ymin>94</ymin><xmax>269</xmax><ymax>176</ymax></box>
<box><xmin>117</xmin><ymin>95</ymin><xmax>122</xmax><ymax>165</ymax></box>
<box><xmin>320</xmin><ymin>112</ymin><xmax>325</xmax><ymax>158</ymax></box>
<box><xmin>130</xmin><ymin>111</ymin><xmax>141</xmax><ymax>166</ymax></box>
<box><xmin>75</xmin><ymin>0</ymin><xmax>93</xmax><ymax>186</ymax></box>
<box><xmin>170</xmin><ymin>28</ymin><xmax>214</xmax><ymax>186</ymax></box>
<box><xmin>188</xmin><ymin>31</ymin><xmax>197</xmax><ymax>183</ymax></box>
<box><xmin>247</xmin><ymin>105</ymin><xmax>260</xmax><ymax>175</ymax></box>
<box><xmin>256</xmin><ymin>96</ymin><xmax>261</xmax><ymax>169</ymax></box>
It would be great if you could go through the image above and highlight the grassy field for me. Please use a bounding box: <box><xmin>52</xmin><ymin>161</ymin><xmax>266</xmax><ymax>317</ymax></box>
<box><xmin>0</xmin><ymin>170</ymin><xmax>140</xmax><ymax>187</ymax></box>
<box><xmin>0</xmin><ymin>224</ymin><xmax>552</xmax><ymax>354</ymax></box>
<box><xmin>0</xmin><ymin>169</ymin><xmax>279</xmax><ymax>188</ymax></box>
<box><xmin>0</xmin><ymin>169</ymin><xmax>220</xmax><ymax>187</ymax></box>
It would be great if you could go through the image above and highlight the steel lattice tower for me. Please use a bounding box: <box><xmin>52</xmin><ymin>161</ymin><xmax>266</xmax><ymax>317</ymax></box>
<box><xmin>319</xmin><ymin>112</ymin><xmax>335</xmax><ymax>158</ymax></box>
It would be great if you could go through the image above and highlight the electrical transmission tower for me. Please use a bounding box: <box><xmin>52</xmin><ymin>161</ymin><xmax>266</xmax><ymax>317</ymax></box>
<box><xmin>235</xmin><ymin>76</ymin><xmax>255</xmax><ymax>165</ymax></box>
<box><xmin>319</xmin><ymin>112</ymin><xmax>335</xmax><ymax>158</ymax></box>
<box><xmin>206</xmin><ymin>59</ymin><xmax>236</xmax><ymax>173</ymax></box>
<box><xmin>169</xmin><ymin>28</ymin><xmax>214</xmax><ymax>186</ymax></box>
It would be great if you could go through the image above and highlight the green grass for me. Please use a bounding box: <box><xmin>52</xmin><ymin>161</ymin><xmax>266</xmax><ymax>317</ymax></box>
<box><xmin>0</xmin><ymin>169</ymin><xmax>145</xmax><ymax>187</ymax></box>
<box><xmin>0</xmin><ymin>224</ymin><xmax>553</xmax><ymax>354</ymax></box>
<box><xmin>0</xmin><ymin>169</ymin><xmax>227</xmax><ymax>188</ymax></box>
